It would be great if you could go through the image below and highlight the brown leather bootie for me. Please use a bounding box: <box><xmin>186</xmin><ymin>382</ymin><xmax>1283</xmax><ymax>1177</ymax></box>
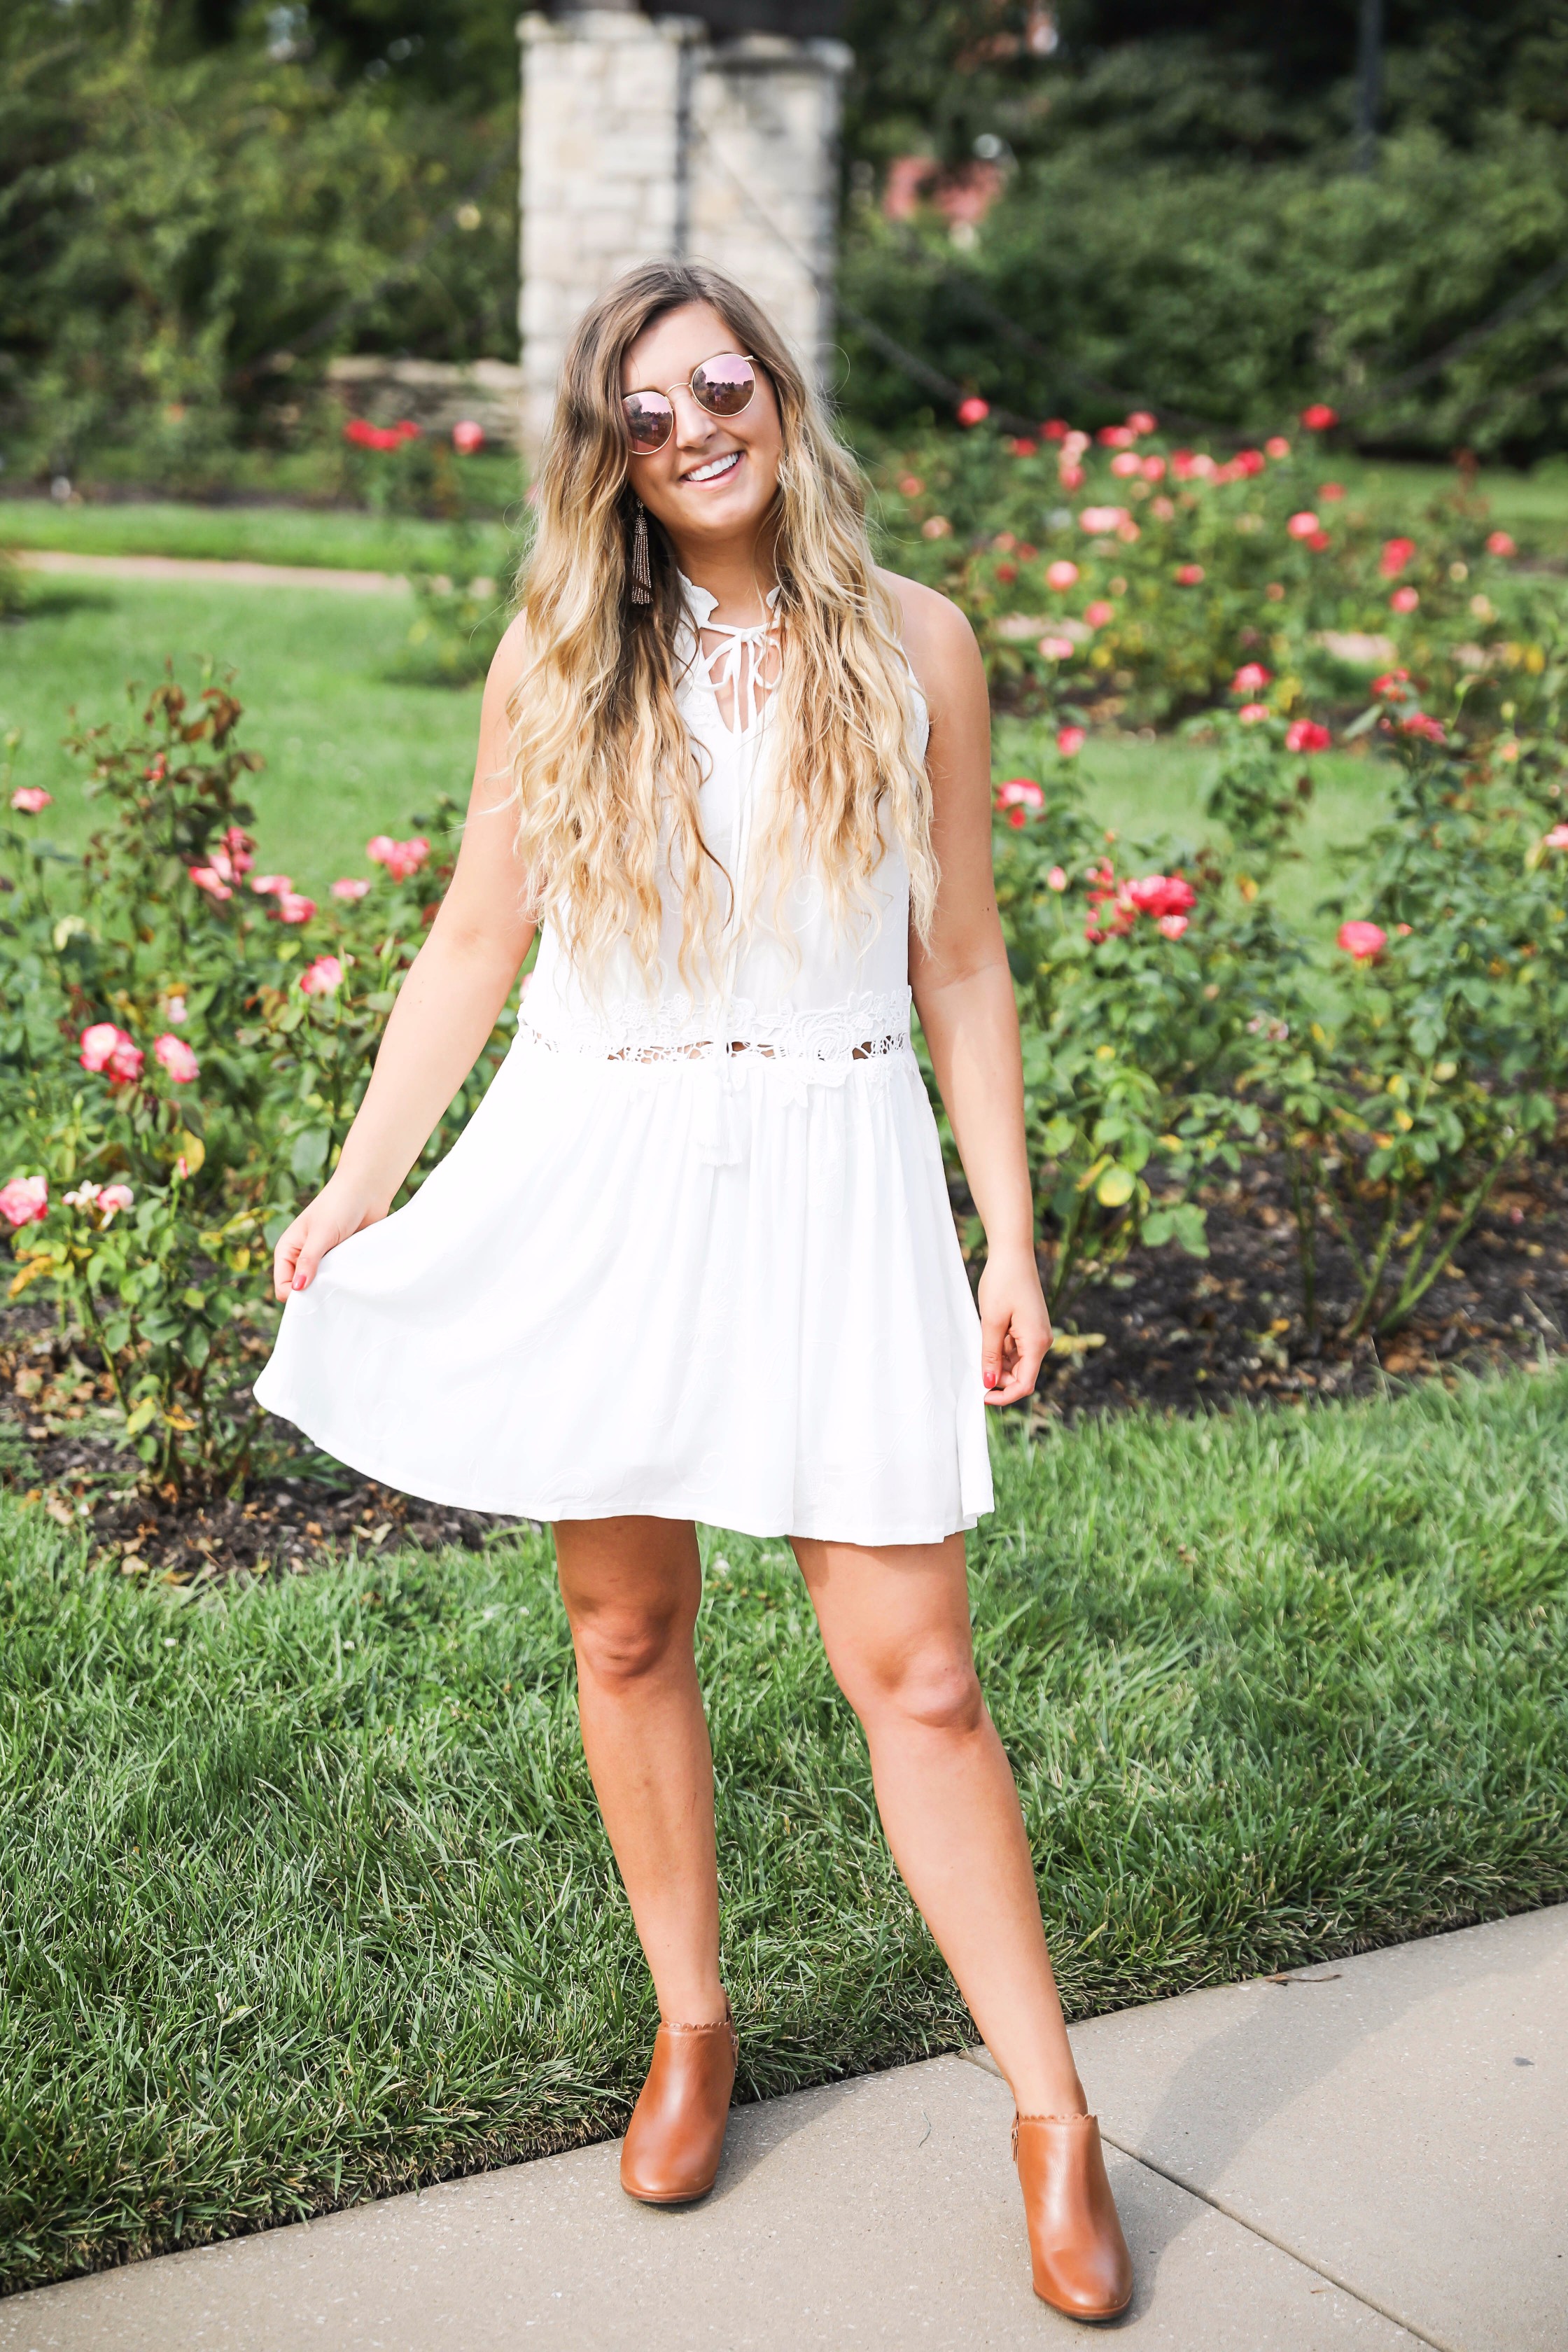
<box><xmin>620</xmin><ymin>2003</ymin><xmax>738</xmax><ymax>2204</ymax></box>
<box><xmin>1013</xmin><ymin>2112</ymin><xmax>1134</xmax><ymax>2321</ymax></box>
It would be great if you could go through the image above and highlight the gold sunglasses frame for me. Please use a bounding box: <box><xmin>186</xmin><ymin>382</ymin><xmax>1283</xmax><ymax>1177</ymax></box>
<box><xmin>620</xmin><ymin>354</ymin><xmax>760</xmax><ymax>454</ymax></box>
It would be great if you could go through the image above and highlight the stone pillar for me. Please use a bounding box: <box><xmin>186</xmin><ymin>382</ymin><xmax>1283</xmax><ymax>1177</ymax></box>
<box><xmin>688</xmin><ymin>36</ymin><xmax>850</xmax><ymax>388</ymax></box>
<box><xmin>517</xmin><ymin>8</ymin><xmax>850</xmax><ymax>456</ymax></box>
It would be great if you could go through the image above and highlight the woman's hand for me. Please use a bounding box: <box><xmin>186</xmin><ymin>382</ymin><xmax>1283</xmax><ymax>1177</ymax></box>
<box><xmin>977</xmin><ymin>1245</ymin><xmax>1053</xmax><ymax>1408</ymax></box>
<box><xmin>272</xmin><ymin>1177</ymin><xmax>390</xmax><ymax>1301</ymax></box>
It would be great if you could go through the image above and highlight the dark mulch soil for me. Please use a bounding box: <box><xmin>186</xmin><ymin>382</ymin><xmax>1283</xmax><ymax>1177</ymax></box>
<box><xmin>4</xmin><ymin>1145</ymin><xmax>1565</xmax><ymax>1580</ymax></box>
<box><xmin>1026</xmin><ymin>1154</ymin><xmax>1568</xmax><ymax>1421</ymax></box>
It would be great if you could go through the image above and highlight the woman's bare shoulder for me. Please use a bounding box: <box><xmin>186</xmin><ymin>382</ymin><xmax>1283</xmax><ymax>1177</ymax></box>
<box><xmin>875</xmin><ymin>568</ymin><xmax>985</xmax><ymax>712</ymax></box>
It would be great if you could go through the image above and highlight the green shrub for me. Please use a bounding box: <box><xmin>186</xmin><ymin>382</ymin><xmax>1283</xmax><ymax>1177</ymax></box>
<box><xmin>0</xmin><ymin>677</ymin><xmax>510</xmax><ymax>1490</ymax></box>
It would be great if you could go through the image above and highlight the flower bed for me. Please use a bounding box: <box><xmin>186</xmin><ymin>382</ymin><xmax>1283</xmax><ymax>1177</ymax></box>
<box><xmin>4</xmin><ymin>412</ymin><xmax>1568</xmax><ymax>1565</ymax></box>
<box><xmin>873</xmin><ymin>411</ymin><xmax>1555</xmax><ymax>732</ymax></box>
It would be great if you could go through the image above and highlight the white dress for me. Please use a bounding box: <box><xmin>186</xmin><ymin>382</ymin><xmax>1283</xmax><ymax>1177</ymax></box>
<box><xmin>255</xmin><ymin>576</ymin><xmax>993</xmax><ymax>1545</ymax></box>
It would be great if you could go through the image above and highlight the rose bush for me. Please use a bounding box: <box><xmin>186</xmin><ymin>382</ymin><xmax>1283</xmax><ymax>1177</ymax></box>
<box><xmin>874</xmin><ymin>419</ymin><xmax>1550</xmax><ymax>732</ymax></box>
<box><xmin>0</xmin><ymin>679</ymin><xmax>512</xmax><ymax>1490</ymax></box>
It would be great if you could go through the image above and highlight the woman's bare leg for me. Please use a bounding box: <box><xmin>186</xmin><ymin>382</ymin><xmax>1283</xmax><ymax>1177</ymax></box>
<box><xmin>553</xmin><ymin>1515</ymin><xmax>727</xmax><ymax>2025</ymax></box>
<box><xmin>792</xmin><ymin>1530</ymin><xmax>1085</xmax><ymax>2117</ymax></box>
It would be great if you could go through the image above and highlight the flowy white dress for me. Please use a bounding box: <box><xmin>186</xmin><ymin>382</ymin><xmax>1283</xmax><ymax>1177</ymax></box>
<box><xmin>255</xmin><ymin>576</ymin><xmax>994</xmax><ymax>1544</ymax></box>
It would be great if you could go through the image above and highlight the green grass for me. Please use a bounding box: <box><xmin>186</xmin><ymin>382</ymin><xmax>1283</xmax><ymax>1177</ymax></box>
<box><xmin>995</xmin><ymin>718</ymin><xmax>1392</xmax><ymax>941</ymax></box>
<box><xmin>0</xmin><ymin>498</ymin><xmax>521</xmax><ymax>580</ymax></box>
<box><xmin>1</xmin><ymin>580</ymin><xmax>488</xmax><ymax>891</ymax></box>
<box><xmin>3</xmin><ymin>1372</ymin><xmax>1564</xmax><ymax>2290</ymax></box>
<box><xmin>1323</xmin><ymin>454</ymin><xmax>1568</xmax><ymax>554</ymax></box>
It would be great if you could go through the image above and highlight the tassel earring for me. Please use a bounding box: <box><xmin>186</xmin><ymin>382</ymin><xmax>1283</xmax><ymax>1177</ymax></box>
<box><xmin>630</xmin><ymin>503</ymin><xmax>652</xmax><ymax>606</ymax></box>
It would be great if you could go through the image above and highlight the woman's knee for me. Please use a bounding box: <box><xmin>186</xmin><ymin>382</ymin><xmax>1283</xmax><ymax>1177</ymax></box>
<box><xmin>570</xmin><ymin>1595</ymin><xmax>692</xmax><ymax>1692</ymax></box>
<box><xmin>844</xmin><ymin>1637</ymin><xmax>986</xmax><ymax>1737</ymax></box>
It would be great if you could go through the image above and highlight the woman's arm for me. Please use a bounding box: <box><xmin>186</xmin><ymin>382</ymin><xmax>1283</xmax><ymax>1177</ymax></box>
<box><xmin>888</xmin><ymin>573</ymin><xmax>1051</xmax><ymax>1406</ymax></box>
<box><xmin>272</xmin><ymin>615</ymin><xmax>538</xmax><ymax>1298</ymax></box>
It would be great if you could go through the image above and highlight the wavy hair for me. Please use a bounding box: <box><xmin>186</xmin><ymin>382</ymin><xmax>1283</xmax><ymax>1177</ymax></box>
<box><xmin>505</xmin><ymin>260</ymin><xmax>937</xmax><ymax>1000</ymax></box>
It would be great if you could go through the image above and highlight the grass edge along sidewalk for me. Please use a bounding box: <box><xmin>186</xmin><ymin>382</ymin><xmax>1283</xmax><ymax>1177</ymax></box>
<box><xmin>2</xmin><ymin>1368</ymin><xmax>1565</xmax><ymax>2294</ymax></box>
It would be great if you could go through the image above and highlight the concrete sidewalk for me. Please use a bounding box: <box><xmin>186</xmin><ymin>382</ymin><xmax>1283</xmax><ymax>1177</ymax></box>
<box><xmin>4</xmin><ymin>1905</ymin><xmax>1562</xmax><ymax>2351</ymax></box>
<box><xmin>14</xmin><ymin>550</ymin><xmax>412</xmax><ymax>595</ymax></box>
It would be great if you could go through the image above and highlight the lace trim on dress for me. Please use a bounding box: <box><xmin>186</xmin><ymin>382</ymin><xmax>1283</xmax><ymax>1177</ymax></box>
<box><xmin>521</xmin><ymin>986</ymin><xmax>913</xmax><ymax>1068</ymax></box>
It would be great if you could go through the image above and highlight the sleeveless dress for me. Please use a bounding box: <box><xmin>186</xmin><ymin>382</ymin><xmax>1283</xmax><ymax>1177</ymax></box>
<box><xmin>255</xmin><ymin>576</ymin><xmax>994</xmax><ymax>1545</ymax></box>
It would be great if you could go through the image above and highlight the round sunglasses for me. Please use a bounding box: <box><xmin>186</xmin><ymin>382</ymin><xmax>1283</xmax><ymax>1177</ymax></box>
<box><xmin>622</xmin><ymin>352</ymin><xmax>759</xmax><ymax>456</ymax></box>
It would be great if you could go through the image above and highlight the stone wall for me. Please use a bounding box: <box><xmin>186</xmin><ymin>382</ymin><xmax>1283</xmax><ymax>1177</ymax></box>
<box><xmin>517</xmin><ymin>9</ymin><xmax>849</xmax><ymax>454</ymax></box>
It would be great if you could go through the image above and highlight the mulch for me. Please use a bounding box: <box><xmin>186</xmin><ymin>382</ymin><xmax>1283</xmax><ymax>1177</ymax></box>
<box><xmin>3</xmin><ymin>1144</ymin><xmax>1564</xmax><ymax>1581</ymax></box>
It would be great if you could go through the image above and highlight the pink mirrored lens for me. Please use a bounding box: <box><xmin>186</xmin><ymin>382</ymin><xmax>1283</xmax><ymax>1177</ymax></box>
<box><xmin>692</xmin><ymin>355</ymin><xmax>755</xmax><ymax>418</ymax></box>
<box><xmin>623</xmin><ymin>391</ymin><xmax>674</xmax><ymax>452</ymax></box>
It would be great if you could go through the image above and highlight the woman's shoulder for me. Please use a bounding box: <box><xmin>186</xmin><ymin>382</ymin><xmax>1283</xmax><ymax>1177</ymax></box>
<box><xmin>874</xmin><ymin>568</ymin><xmax>984</xmax><ymax>715</ymax></box>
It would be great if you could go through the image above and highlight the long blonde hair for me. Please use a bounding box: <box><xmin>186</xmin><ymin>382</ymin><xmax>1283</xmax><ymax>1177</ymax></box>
<box><xmin>506</xmin><ymin>260</ymin><xmax>937</xmax><ymax>998</ymax></box>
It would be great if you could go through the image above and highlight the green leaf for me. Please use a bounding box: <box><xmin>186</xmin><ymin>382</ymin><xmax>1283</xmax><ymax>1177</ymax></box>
<box><xmin>124</xmin><ymin>1397</ymin><xmax>158</xmax><ymax>1437</ymax></box>
<box><xmin>289</xmin><ymin>1128</ymin><xmax>330</xmax><ymax>1182</ymax></box>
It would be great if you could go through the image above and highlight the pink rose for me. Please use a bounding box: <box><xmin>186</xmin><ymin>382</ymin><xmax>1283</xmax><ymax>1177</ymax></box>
<box><xmin>1141</xmin><ymin>455</ymin><xmax>1167</xmax><ymax>482</ymax></box>
<box><xmin>274</xmin><ymin>892</ymin><xmax>316</xmax><ymax>925</ymax></box>
<box><xmin>1287</xmin><ymin>510</ymin><xmax>1321</xmax><ymax>540</ymax></box>
<box><xmin>99</xmin><ymin>1183</ymin><xmax>134</xmax><ymax>1220</ymax></box>
<box><xmin>10</xmin><ymin>788</ymin><xmax>51</xmax><ymax>813</ymax></box>
<box><xmin>1265</xmin><ymin>436</ymin><xmax>1292</xmax><ymax>459</ymax></box>
<box><xmin>1079</xmin><ymin>506</ymin><xmax>1129</xmax><ymax>534</ymax></box>
<box><xmin>1125</xmin><ymin>410</ymin><xmax>1156</xmax><ymax>435</ymax></box>
<box><xmin>451</xmin><ymin>420</ymin><xmax>485</xmax><ymax>456</ymax></box>
<box><xmin>1157</xmin><ymin>913</ymin><xmax>1189</xmax><ymax>939</ymax></box>
<box><xmin>1379</xmin><ymin>536</ymin><xmax>1416</xmax><ymax>579</ymax></box>
<box><xmin>1046</xmin><ymin>559</ymin><xmax>1079</xmax><ymax>590</ymax></box>
<box><xmin>367</xmin><ymin>834</ymin><xmax>430</xmax><ymax>883</ymax></box>
<box><xmin>995</xmin><ymin>778</ymin><xmax>1045</xmax><ymax>811</ymax></box>
<box><xmin>188</xmin><ymin>864</ymin><xmax>233</xmax><ymax>901</ymax></box>
<box><xmin>1126</xmin><ymin>874</ymin><xmax>1196</xmax><ymax>920</ymax></box>
<box><xmin>1098</xmin><ymin>425</ymin><xmax>1134</xmax><ymax>449</ymax></box>
<box><xmin>1046</xmin><ymin>866</ymin><xmax>1068</xmax><ymax>891</ymax></box>
<box><xmin>1234</xmin><ymin>449</ymin><xmax>1266</xmax><ymax>476</ymax></box>
<box><xmin>1399</xmin><ymin>711</ymin><xmax>1446</xmax><ymax>743</ymax></box>
<box><xmin>78</xmin><ymin>1023</ymin><xmax>118</xmax><ymax>1072</ymax></box>
<box><xmin>1319</xmin><ymin>482</ymin><xmax>1345</xmax><ymax>501</ymax></box>
<box><xmin>221</xmin><ymin>825</ymin><xmax>255</xmax><ymax>875</ymax></box>
<box><xmin>1150</xmin><ymin>496</ymin><xmax>1176</xmax><ymax>521</ymax></box>
<box><xmin>1390</xmin><ymin>585</ymin><xmax>1420</xmax><ymax>613</ymax></box>
<box><xmin>1037</xmin><ymin>634</ymin><xmax>1077</xmax><ymax>661</ymax></box>
<box><xmin>1110</xmin><ymin>451</ymin><xmax>1142</xmax><ymax>478</ymax></box>
<box><xmin>1371</xmin><ymin>669</ymin><xmax>1410</xmax><ymax>699</ymax></box>
<box><xmin>1301</xmin><ymin>404</ymin><xmax>1338</xmax><ymax>431</ymax></box>
<box><xmin>956</xmin><ymin>396</ymin><xmax>990</xmax><ymax>428</ymax></box>
<box><xmin>1084</xmin><ymin>601</ymin><xmax>1114</xmax><ymax>629</ymax></box>
<box><xmin>108</xmin><ymin>1035</ymin><xmax>144</xmax><ymax>1084</ymax></box>
<box><xmin>1057</xmin><ymin>726</ymin><xmax>1086</xmax><ymax>757</ymax></box>
<box><xmin>1285</xmin><ymin>720</ymin><xmax>1331</xmax><ymax>753</ymax></box>
<box><xmin>331</xmin><ymin>876</ymin><xmax>370</xmax><ymax>900</ymax></box>
<box><xmin>1338</xmin><ymin>920</ymin><xmax>1387</xmax><ymax>962</ymax></box>
<box><xmin>154</xmin><ymin>1033</ymin><xmax>199</xmax><ymax>1083</ymax></box>
<box><xmin>1058</xmin><ymin>462</ymin><xmax>1085</xmax><ymax>491</ymax></box>
<box><xmin>300</xmin><ymin>954</ymin><xmax>345</xmax><ymax>996</ymax></box>
<box><xmin>0</xmin><ymin>1175</ymin><xmax>48</xmax><ymax>1228</ymax></box>
<box><xmin>251</xmin><ymin>873</ymin><xmax>292</xmax><ymax>897</ymax></box>
<box><xmin>1231</xmin><ymin>663</ymin><xmax>1271</xmax><ymax>694</ymax></box>
<box><xmin>1238</xmin><ymin>703</ymin><xmax>1269</xmax><ymax>724</ymax></box>
<box><xmin>1486</xmin><ymin>531</ymin><xmax>1516</xmax><ymax>558</ymax></box>
<box><xmin>1175</xmin><ymin>564</ymin><xmax>1205</xmax><ymax>585</ymax></box>
<box><xmin>1543</xmin><ymin>824</ymin><xmax>1568</xmax><ymax>850</ymax></box>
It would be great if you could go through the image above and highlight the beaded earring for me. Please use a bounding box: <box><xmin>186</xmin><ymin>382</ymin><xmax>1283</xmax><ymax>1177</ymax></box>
<box><xmin>630</xmin><ymin>503</ymin><xmax>652</xmax><ymax>606</ymax></box>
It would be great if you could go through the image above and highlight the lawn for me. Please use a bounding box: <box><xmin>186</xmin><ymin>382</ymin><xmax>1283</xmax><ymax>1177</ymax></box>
<box><xmin>0</xmin><ymin>497</ymin><xmax>521</xmax><ymax>581</ymax></box>
<box><xmin>2</xmin><ymin>578</ymin><xmax>1390</xmax><ymax>924</ymax></box>
<box><xmin>1</xmin><ymin>580</ymin><xmax>488</xmax><ymax>892</ymax></box>
<box><xmin>2</xmin><ymin>1371</ymin><xmax>1564</xmax><ymax>2291</ymax></box>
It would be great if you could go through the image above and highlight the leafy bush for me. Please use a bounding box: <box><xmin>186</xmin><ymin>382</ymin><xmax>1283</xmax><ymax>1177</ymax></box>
<box><xmin>872</xmin><ymin>416</ymin><xmax>1542</xmax><ymax>727</ymax></box>
<box><xmin>0</xmin><ymin>677</ymin><xmax>510</xmax><ymax>1491</ymax></box>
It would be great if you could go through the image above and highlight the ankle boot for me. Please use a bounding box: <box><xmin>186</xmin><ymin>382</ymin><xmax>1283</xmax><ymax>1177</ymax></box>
<box><xmin>1013</xmin><ymin>2112</ymin><xmax>1134</xmax><ymax>2320</ymax></box>
<box><xmin>620</xmin><ymin>2002</ymin><xmax>738</xmax><ymax>2204</ymax></box>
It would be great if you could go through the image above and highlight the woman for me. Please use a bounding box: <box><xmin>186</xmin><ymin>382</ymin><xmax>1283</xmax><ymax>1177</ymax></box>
<box><xmin>257</xmin><ymin>261</ymin><xmax>1132</xmax><ymax>2322</ymax></box>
